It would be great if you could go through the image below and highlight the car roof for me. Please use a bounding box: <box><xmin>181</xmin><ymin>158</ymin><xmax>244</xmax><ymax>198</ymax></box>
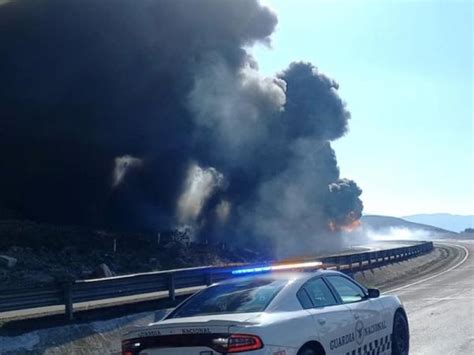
<box><xmin>164</xmin><ymin>270</ymin><xmax>351</xmax><ymax>319</ymax></box>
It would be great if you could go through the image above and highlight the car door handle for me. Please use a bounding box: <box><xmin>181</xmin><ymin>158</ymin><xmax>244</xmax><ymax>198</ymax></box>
<box><xmin>318</xmin><ymin>318</ymin><xmax>326</xmax><ymax>325</ymax></box>
<box><xmin>353</xmin><ymin>313</ymin><xmax>360</xmax><ymax>319</ymax></box>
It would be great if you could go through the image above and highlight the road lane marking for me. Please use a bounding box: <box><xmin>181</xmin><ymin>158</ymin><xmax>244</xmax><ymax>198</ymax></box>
<box><xmin>419</xmin><ymin>297</ymin><xmax>473</xmax><ymax>301</ymax></box>
<box><xmin>383</xmin><ymin>242</ymin><xmax>470</xmax><ymax>294</ymax></box>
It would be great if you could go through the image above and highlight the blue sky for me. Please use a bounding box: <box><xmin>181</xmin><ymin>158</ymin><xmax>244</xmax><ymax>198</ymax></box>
<box><xmin>252</xmin><ymin>0</ymin><xmax>473</xmax><ymax>217</ymax></box>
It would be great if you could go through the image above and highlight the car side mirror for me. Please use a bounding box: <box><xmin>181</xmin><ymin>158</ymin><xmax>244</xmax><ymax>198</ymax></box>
<box><xmin>367</xmin><ymin>288</ymin><xmax>380</xmax><ymax>298</ymax></box>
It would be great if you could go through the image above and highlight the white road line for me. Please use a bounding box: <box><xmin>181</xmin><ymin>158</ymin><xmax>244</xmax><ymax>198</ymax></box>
<box><xmin>419</xmin><ymin>297</ymin><xmax>473</xmax><ymax>301</ymax></box>
<box><xmin>383</xmin><ymin>242</ymin><xmax>470</xmax><ymax>294</ymax></box>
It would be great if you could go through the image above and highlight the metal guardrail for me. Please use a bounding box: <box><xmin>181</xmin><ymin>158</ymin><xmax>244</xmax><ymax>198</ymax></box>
<box><xmin>0</xmin><ymin>241</ymin><xmax>433</xmax><ymax>319</ymax></box>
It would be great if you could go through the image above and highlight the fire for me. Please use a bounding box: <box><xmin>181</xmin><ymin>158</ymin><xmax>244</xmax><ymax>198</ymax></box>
<box><xmin>327</xmin><ymin>218</ymin><xmax>361</xmax><ymax>233</ymax></box>
<box><xmin>340</xmin><ymin>219</ymin><xmax>361</xmax><ymax>232</ymax></box>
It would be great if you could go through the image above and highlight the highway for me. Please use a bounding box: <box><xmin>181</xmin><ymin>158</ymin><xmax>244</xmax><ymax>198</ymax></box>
<box><xmin>386</xmin><ymin>240</ymin><xmax>473</xmax><ymax>354</ymax></box>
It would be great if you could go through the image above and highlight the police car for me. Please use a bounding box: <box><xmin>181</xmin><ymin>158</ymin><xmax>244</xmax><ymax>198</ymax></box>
<box><xmin>122</xmin><ymin>269</ymin><xmax>409</xmax><ymax>355</ymax></box>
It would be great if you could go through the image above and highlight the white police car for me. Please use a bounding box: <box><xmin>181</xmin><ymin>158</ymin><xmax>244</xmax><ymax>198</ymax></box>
<box><xmin>122</xmin><ymin>270</ymin><xmax>409</xmax><ymax>355</ymax></box>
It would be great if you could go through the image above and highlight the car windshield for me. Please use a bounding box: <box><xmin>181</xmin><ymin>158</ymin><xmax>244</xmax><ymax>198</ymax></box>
<box><xmin>167</xmin><ymin>277</ymin><xmax>288</xmax><ymax>318</ymax></box>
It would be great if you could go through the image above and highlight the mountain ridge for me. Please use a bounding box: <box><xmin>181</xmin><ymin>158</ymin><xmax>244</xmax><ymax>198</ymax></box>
<box><xmin>402</xmin><ymin>213</ymin><xmax>473</xmax><ymax>233</ymax></box>
<box><xmin>361</xmin><ymin>215</ymin><xmax>454</xmax><ymax>234</ymax></box>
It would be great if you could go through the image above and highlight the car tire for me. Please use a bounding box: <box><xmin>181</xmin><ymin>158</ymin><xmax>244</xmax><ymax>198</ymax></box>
<box><xmin>297</xmin><ymin>346</ymin><xmax>319</xmax><ymax>355</ymax></box>
<box><xmin>392</xmin><ymin>310</ymin><xmax>409</xmax><ymax>355</ymax></box>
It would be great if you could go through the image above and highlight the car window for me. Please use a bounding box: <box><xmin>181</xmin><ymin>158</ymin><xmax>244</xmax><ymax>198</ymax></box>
<box><xmin>326</xmin><ymin>275</ymin><xmax>366</xmax><ymax>303</ymax></box>
<box><xmin>302</xmin><ymin>278</ymin><xmax>338</xmax><ymax>308</ymax></box>
<box><xmin>296</xmin><ymin>288</ymin><xmax>313</xmax><ymax>309</ymax></box>
<box><xmin>167</xmin><ymin>278</ymin><xmax>287</xmax><ymax>318</ymax></box>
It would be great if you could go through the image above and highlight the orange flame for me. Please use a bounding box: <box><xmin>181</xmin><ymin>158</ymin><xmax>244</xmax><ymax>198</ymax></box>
<box><xmin>327</xmin><ymin>218</ymin><xmax>361</xmax><ymax>233</ymax></box>
<box><xmin>340</xmin><ymin>219</ymin><xmax>361</xmax><ymax>232</ymax></box>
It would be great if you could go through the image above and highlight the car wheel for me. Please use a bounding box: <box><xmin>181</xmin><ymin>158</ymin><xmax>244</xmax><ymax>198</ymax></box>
<box><xmin>392</xmin><ymin>311</ymin><xmax>409</xmax><ymax>355</ymax></box>
<box><xmin>297</xmin><ymin>346</ymin><xmax>319</xmax><ymax>355</ymax></box>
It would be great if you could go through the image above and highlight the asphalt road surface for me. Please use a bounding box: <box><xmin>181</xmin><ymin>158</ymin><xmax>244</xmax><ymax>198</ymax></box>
<box><xmin>386</xmin><ymin>240</ymin><xmax>473</xmax><ymax>355</ymax></box>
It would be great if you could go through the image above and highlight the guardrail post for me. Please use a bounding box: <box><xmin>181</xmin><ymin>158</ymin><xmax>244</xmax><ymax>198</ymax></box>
<box><xmin>336</xmin><ymin>256</ymin><xmax>341</xmax><ymax>271</ymax></box>
<box><xmin>168</xmin><ymin>273</ymin><xmax>175</xmax><ymax>301</ymax></box>
<box><xmin>349</xmin><ymin>256</ymin><xmax>353</xmax><ymax>271</ymax></box>
<box><xmin>63</xmin><ymin>281</ymin><xmax>74</xmax><ymax>321</ymax></box>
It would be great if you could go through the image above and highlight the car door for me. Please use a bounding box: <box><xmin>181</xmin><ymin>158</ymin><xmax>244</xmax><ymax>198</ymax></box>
<box><xmin>297</xmin><ymin>277</ymin><xmax>357</xmax><ymax>354</ymax></box>
<box><xmin>325</xmin><ymin>275</ymin><xmax>387</xmax><ymax>354</ymax></box>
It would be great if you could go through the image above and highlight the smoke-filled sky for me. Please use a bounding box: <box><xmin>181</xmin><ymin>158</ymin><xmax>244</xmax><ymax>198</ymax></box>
<box><xmin>0</xmin><ymin>0</ymin><xmax>366</xmax><ymax>253</ymax></box>
<box><xmin>254</xmin><ymin>0</ymin><xmax>473</xmax><ymax>217</ymax></box>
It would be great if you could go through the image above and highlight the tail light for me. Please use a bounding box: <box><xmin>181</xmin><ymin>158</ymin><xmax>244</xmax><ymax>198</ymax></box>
<box><xmin>213</xmin><ymin>333</ymin><xmax>264</xmax><ymax>353</ymax></box>
<box><xmin>122</xmin><ymin>339</ymin><xmax>141</xmax><ymax>355</ymax></box>
<box><xmin>122</xmin><ymin>333</ymin><xmax>263</xmax><ymax>354</ymax></box>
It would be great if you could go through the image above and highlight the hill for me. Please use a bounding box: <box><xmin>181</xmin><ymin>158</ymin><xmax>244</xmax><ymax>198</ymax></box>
<box><xmin>361</xmin><ymin>215</ymin><xmax>453</xmax><ymax>234</ymax></box>
<box><xmin>0</xmin><ymin>220</ymin><xmax>266</xmax><ymax>288</ymax></box>
<box><xmin>403</xmin><ymin>213</ymin><xmax>474</xmax><ymax>233</ymax></box>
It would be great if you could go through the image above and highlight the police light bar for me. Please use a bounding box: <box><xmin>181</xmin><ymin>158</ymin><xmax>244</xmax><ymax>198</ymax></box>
<box><xmin>232</xmin><ymin>266</ymin><xmax>271</xmax><ymax>275</ymax></box>
<box><xmin>231</xmin><ymin>261</ymin><xmax>323</xmax><ymax>275</ymax></box>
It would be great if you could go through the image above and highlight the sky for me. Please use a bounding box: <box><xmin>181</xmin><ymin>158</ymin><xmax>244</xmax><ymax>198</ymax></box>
<box><xmin>252</xmin><ymin>0</ymin><xmax>473</xmax><ymax>217</ymax></box>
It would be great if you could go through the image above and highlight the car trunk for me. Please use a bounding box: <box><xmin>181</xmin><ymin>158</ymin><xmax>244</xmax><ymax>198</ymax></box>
<box><xmin>122</xmin><ymin>313</ymin><xmax>261</xmax><ymax>355</ymax></box>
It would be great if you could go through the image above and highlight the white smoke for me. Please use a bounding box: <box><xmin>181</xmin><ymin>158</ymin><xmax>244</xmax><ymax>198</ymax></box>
<box><xmin>215</xmin><ymin>200</ymin><xmax>231</xmax><ymax>223</ymax></box>
<box><xmin>177</xmin><ymin>163</ymin><xmax>225</xmax><ymax>224</ymax></box>
<box><xmin>366</xmin><ymin>227</ymin><xmax>432</xmax><ymax>241</ymax></box>
<box><xmin>112</xmin><ymin>155</ymin><xmax>143</xmax><ymax>188</ymax></box>
<box><xmin>188</xmin><ymin>55</ymin><xmax>286</xmax><ymax>158</ymax></box>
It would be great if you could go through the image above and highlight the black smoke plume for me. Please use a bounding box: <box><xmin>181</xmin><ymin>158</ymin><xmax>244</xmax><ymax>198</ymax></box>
<box><xmin>0</xmin><ymin>0</ymin><xmax>362</xmax><ymax>254</ymax></box>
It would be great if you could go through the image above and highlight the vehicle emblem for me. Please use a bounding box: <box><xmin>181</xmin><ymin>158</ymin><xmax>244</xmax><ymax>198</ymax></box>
<box><xmin>355</xmin><ymin>320</ymin><xmax>365</xmax><ymax>345</ymax></box>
